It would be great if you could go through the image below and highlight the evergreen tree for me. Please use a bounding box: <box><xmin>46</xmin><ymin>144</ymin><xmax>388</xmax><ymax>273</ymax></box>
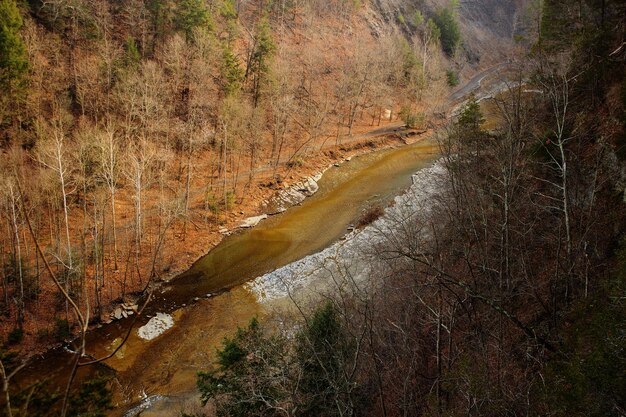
<box><xmin>220</xmin><ymin>0</ymin><xmax>238</xmax><ymax>42</ymax></box>
<box><xmin>434</xmin><ymin>5</ymin><xmax>461</xmax><ymax>56</ymax></box>
<box><xmin>0</xmin><ymin>0</ymin><xmax>29</xmax><ymax>99</ymax></box>
<box><xmin>175</xmin><ymin>0</ymin><xmax>212</xmax><ymax>42</ymax></box>
<box><xmin>146</xmin><ymin>0</ymin><xmax>174</xmax><ymax>47</ymax></box>
<box><xmin>123</xmin><ymin>36</ymin><xmax>141</xmax><ymax>70</ymax></box>
<box><xmin>457</xmin><ymin>95</ymin><xmax>485</xmax><ymax>134</ymax></box>
<box><xmin>221</xmin><ymin>44</ymin><xmax>243</xmax><ymax>97</ymax></box>
<box><xmin>539</xmin><ymin>0</ymin><xmax>572</xmax><ymax>47</ymax></box>
<box><xmin>296</xmin><ymin>302</ymin><xmax>359</xmax><ymax>417</ymax></box>
<box><xmin>248</xmin><ymin>16</ymin><xmax>275</xmax><ymax>106</ymax></box>
<box><xmin>413</xmin><ymin>9</ymin><xmax>424</xmax><ymax>26</ymax></box>
<box><xmin>399</xmin><ymin>37</ymin><xmax>419</xmax><ymax>85</ymax></box>
<box><xmin>197</xmin><ymin>318</ymin><xmax>295</xmax><ymax>417</ymax></box>
<box><xmin>451</xmin><ymin>95</ymin><xmax>487</xmax><ymax>156</ymax></box>
<box><xmin>446</xmin><ymin>69</ymin><xmax>459</xmax><ymax>87</ymax></box>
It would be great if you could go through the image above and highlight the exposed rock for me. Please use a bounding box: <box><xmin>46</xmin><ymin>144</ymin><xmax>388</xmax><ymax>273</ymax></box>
<box><xmin>137</xmin><ymin>313</ymin><xmax>174</xmax><ymax>340</ymax></box>
<box><xmin>123</xmin><ymin>303</ymin><xmax>138</xmax><ymax>312</ymax></box>
<box><xmin>297</xmin><ymin>177</ymin><xmax>319</xmax><ymax>196</ymax></box>
<box><xmin>245</xmin><ymin>161</ymin><xmax>447</xmax><ymax>304</ymax></box>
<box><xmin>262</xmin><ymin>172</ymin><xmax>324</xmax><ymax>215</ymax></box>
<box><xmin>239</xmin><ymin>214</ymin><xmax>268</xmax><ymax>228</ymax></box>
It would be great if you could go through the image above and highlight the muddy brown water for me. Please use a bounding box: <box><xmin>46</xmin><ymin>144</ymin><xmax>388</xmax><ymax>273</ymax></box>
<box><xmin>12</xmin><ymin>138</ymin><xmax>439</xmax><ymax>416</ymax></box>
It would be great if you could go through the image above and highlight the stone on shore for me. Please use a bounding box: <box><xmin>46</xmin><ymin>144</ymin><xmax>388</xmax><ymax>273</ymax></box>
<box><xmin>137</xmin><ymin>313</ymin><xmax>174</xmax><ymax>340</ymax></box>
<box><xmin>239</xmin><ymin>214</ymin><xmax>268</xmax><ymax>228</ymax></box>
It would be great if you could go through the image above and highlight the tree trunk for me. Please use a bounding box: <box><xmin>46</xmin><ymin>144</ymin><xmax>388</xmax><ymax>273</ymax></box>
<box><xmin>9</xmin><ymin>186</ymin><xmax>23</xmax><ymax>327</ymax></box>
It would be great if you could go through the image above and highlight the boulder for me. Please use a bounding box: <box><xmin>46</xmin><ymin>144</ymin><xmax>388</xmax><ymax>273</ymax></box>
<box><xmin>137</xmin><ymin>312</ymin><xmax>174</xmax><ymax>340</ymax></box>
<box><xmin>263</xmin><ymin>174</ymin><xmax>322</xmax><ymax>214</ymax></box>
<box><xmin>239</xmin><ymin>214</ymin><xmax>268</xmax><ymax>228</ymax></box>
<box><xmin>297</xmin><ymin>177</ymin><xmax>319</xmax><ymax>196</ymax></box>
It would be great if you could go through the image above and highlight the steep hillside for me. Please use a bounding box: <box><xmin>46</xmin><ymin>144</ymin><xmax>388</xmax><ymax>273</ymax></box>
<box><xmin>370</xmin><ymin>0</ymin><xmax>530</xmax><ymax>68</ymax></box>
<box><xmin>0</xmin><ymin>0</ymin><xmax>526</xmax><ymax>358</ymax></box>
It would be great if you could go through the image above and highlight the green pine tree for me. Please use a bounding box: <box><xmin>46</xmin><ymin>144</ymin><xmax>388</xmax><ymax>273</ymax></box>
<box><xmin>434</xmin><ymin>5</ymin><xmax>461</xmax><ymax>56</ymax></box>
<box><xmin>197</xmin><ymin>317</ymin><xmax>294</xmax><ymax>417</ymax></box>
<box><xmin>249</xmin><ymin>16</ymin><xmax>275</xmax><ymax>106</ymax></box>
<box><xmin>0</xmin><ymin>0</ymin><xmax>29</xmax><ymax>97</ymax></box>
<box><xmin>175</xmin><ymin>0</ymin><xmax>212</xmax><ymax>42</ymax></box>
<box><xmin>220</xmin><ymin>0</ymin><xmax>239</xmax><ymax>41</ymax></box>
<box><xmin>147</xmin><ymin>0</ymin><xmax>174</xmax><ymax>47</ymax></box>
<box><xmin>221</xmin><ymin>44</ymin><xmax>243</xmax><ymax>97</ymax></box>
<box><xmin>539</xmin><ymin>0</ymin><xmax>571</xmax><ymax>47</ymax></box>
<box><xmin>457</xmin><ymin>95</ymin><xmax>485</xmax><ymax>133</ymax></box>
<box><xmin>123</xmin><ymin>36</ymin><xmax>141</xmax><ymax>70</ymax></box>
<box><xmin>296</xmin><ymin>302</ymin><xmax>358</xmax><ymax>416</ymax></box>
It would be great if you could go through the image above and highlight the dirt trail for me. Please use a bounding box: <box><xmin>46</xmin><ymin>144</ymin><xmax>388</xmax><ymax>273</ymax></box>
<box><xmin>450</xmin><ymin>62</ymin><xmax>511</xmax><ymax>101</ymax></box>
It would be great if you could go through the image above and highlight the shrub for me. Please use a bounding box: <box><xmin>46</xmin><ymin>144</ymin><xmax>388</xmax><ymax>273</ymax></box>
<box><xmin>399</xmin><ymin>106</ymin><xmax>425</xmax><ymax>128</ymax></box>
<box><xmin>205</xmin><ymin>190</ymin><xmax>235</xmax><ymax>214</ymax></box>
<box><xmin>36</xmin><ymin>328</ymin><xmax>50</xmax><ymax>342</ymax></box>
<box><xmin>446</xmin><ymin>69</ymin><xmax>459</xmax><ymax>87</ymax></box>
<box><xmin>286</xmin><ymin>157</ymin><xmax>304</xmax><ymax>168</ymax></box>
<box><xmin>224</xmin><ymin>190</ymin><xmax>235</xmax><ymax>210</ymax></box>
<box><xmin>357</xmin><ymin>205</ymin><xmax>384</xmax><ymax>228</ymax></box>
<box><xmin>7</xmin><ymin>327</ymin><xmax>23</xmax><ymax>344</ymax></box>
<box><xmin>55</xmin><ymin>318</ymin><xmax>70</xmax><ymax>341</ymax></box>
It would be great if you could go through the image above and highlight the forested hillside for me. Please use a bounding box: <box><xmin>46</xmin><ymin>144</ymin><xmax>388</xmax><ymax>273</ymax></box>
<box><xmin>191</xmin><ymin>0</ymin><xmax>626</xmax><ymax>416</ymax></box>
<box><xmin>4</xmin><ymin>0</ymin><xmax>625</xmax><ymax>416</ymax></box>
<box><xmin>0</xmin><ymin>0</ymin><xmax>528</xmax><ymax>353</ymax></box>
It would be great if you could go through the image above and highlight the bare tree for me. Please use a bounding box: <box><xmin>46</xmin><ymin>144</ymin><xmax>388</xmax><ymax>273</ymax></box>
<box><xmin>98</xmin><ymin>121</ymin><xmax>120</xmax><ymax>272</ymax></box>
<box><xmin>35</xmin><ymin>112</ymin><xmax>76</xmax><ymax>314</ymax></box>
<box><xmin>124</xmin><ymin>137</ymin><xmax>155</xmax><ymax>284</ymax></box>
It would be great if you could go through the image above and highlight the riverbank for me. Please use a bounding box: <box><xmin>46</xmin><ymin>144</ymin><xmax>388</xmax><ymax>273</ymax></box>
<box><xmin>245</xmin><ymin>159</ymin><xmax>447</xmax><ymax>308</ymax></box>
